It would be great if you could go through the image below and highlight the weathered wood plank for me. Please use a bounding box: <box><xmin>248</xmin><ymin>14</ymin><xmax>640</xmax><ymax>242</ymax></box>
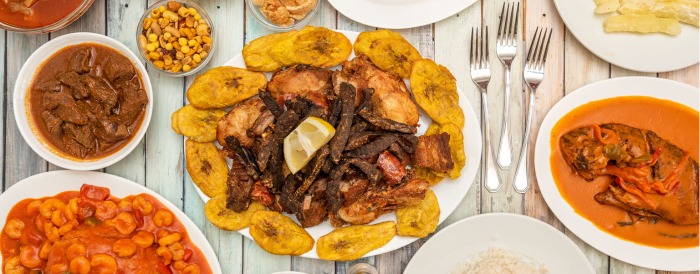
<box><xmin>290</xmin><ymin>2</ymin><xmax>337</xmax><ymax>273</ymax></box>
<box><xmin>659</xmin><ymin>64</ymin><xmax>699</xmax><ymax>88</ymax></box>
<box><xmin>183</xmin><ymin>1</ymin><xmax>246</xmax><ymax>274</ymax></box>
<box><xmin>561</xmin><ymin>30</ymin><xmax>611</xmax><ymax>274</ymax></box>
<box><xmin>0</xmin><ymin>29</ymin><xmax>5</xmax><ymax>193</ymax></box>
<box><xmin>104</xmin><ymin>0</ymin><xmax>148</xmax><ymax>184</ymax></box>
<box><xmin>4</xmin><ymin>32</ymin><xmax>48</xmax><ymax>189</ymax></box>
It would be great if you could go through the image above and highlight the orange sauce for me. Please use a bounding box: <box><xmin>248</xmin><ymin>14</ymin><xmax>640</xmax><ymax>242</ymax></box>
<box><xmin>0</xmin><ymin>0</ymin><xmax>83</xmax><ymax>28</ymax></box>
<box><xmin>550</xmin><ymin>96</ymin><xmax>699</xmax><ymax>249</ymax></box>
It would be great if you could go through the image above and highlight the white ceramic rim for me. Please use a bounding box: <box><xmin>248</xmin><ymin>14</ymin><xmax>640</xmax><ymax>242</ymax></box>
<box><xmin>13</xmin><ymin>32</ymin><xmax>153</xmax><ymax>171</ymax></box>
<box><xmin>552</xmin><ymin>0</ymin><xmax>699</xmax><ymax>73</ymax></box>
<box><xmin>403</xmin><ymin>213</ymin><xmax>595</xmax><ymax>274</ymax></box>
<box><xmin>327</xmin><ymin>0</ymin><xmax>478</xmax><ymax>29</ymax></box>
<box><xmin>534</xmin><ymin>76</ymin><xmax>700</xmax><ymax>271</ymax></box>
<box><xmin>0</xmin><ymin>170</ymin><xmax>222</xmax><ymax>273</ymax></box>
<box><xmin>187</xmin><ymin>30</ymin><xmax>483</xmax><ymax>259</ymax></box>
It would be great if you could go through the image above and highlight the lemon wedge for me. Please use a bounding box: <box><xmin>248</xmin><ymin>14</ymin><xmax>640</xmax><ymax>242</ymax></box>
<box><xmin>284</xmin><ymin>116</ymin><xmax>336</xmax><ymax>174</ymax></box>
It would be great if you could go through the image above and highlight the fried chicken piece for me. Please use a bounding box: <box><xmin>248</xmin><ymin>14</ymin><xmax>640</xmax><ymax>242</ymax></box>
<box><xmin>268</xmin><ymin>64</ymin><xmax>332</xmax><ymax>110</ymax></box>
<box><xmin>341</xmin><ymin>55</ymin><xmax>419</xmax><ymax>126</ymax></box>
<box><xmin>337</xmin><ymin>179</ymin><xmax>429</xmax><ymax>225</ymax></box>
<box><xmin>413</xmin><ymin>133</ymin><xmax>454</xmax><ymax>174</ymax></box>
<box><xmin>217</xmin><ymin>98</ymin><xmax>265</xmax><ymax>148</ymax></box>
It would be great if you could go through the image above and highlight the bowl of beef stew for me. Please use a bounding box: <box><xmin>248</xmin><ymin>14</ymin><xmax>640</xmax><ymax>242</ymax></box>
<box><xmin>13</xmin><ymin>32</ymin><xmax>153</xmax><ymax>170</ymax></box>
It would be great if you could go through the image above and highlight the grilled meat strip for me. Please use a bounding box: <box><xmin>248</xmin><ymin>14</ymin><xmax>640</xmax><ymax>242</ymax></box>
<box><xmin>337</xmin><ymin>178</ymin><xmax>429</xmax><ymax>225</ymax></box>
<box><xmin>329</xmin><ymin>82</ymin><xmax>356</xmax><ymax>163</ymax></box>
<box><xmin>560</xmin><ymin>123</ymin><xmax>699</xmax><ymax>225</ymax></box>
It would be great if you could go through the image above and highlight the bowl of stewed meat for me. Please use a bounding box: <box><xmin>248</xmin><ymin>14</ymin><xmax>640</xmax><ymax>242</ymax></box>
<box><xmin>13</xmin><ymin>32</ymin><xmax>153</xmax><ymax>170</ymax></box>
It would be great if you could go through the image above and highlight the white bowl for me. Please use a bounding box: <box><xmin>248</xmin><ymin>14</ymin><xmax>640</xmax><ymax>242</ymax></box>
<box><xmin>13</xmin><ymin>32</ymin><xmax>153</xmax><ymax>170</ymax></box>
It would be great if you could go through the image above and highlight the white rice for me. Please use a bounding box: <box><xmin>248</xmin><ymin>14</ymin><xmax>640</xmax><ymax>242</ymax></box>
<box><xmin>451</xmin><ymin>247</ymin><xmax>549</xmax><ymax>274</ymax></box>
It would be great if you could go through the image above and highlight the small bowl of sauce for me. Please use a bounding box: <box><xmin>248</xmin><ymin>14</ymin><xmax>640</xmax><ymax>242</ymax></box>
<box><xmin>0</xmin><ymin>0</ymin><xmax>95</xmax><ymax>33</ymax></box>
<box><xmin>13</xmin><ymin>32</ymin><xmax>153</xmax><ymax>170</ymax></box>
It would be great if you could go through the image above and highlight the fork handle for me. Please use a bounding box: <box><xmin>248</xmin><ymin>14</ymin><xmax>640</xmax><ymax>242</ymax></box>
<box><xmin>513</xmin><ymin>87</ymin><xmax>535</xmax><ymax>193</ymax></box>
<box><xmin>497</xmin><ymin>66</ymin><xmax>513</xmax><ymax>169</ymax></box>
<box><xmin>481</xmin><ymin>90</ymin><xmax>502</xmax><ymax>193</ymax></box>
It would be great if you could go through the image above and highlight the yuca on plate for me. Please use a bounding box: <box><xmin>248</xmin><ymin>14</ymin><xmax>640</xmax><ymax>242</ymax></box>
<box><xmin>594</xmin><ymin>0</ymin><xmax>699</xmax><ymax>35</ymax></box>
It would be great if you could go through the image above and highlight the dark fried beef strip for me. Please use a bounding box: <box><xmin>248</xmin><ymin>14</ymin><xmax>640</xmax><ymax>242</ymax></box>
<box><xmin>396</xmin><ymin>134</ymin><xmax>418</xmax><ymax>154</ymax></box>
<box><xmin>281</xmin><ymin>174</ymin><xmax>303</xmax><ymax>214</ymax></box>
<box><xmin>349</xmin><ymin>120</ymin><xmax>370</xmax><ymax>133</ymax></box>
<box><xmin>326</xmin><ymin>178</ymin><xmax>345</xmax><ymax>228</ymax></box>
<box><xmin>329</xmin><ymin>83</ymin><xmax>356</xmax><ymax>164</ymax></box>
<box><xmin>327</xmin><ymin>97</ymin><xmax>342</xmax><ymax>127</ymax></box>
<box><xmin>297</xmin><ymin>178</ymin><xmax>329</xmax><ymax>228</ymax></box>
<box><xmin>259</xmin><ymin>89</ymin><xmax>284</xmax><ymax>118</ymax></box>
<box><xmin>224</xmin><ymin>136</ymin><xmax>261</xmax><ymax>179</ymax></box>
<box><xmin>284</xmin><ymin>96</ymin><xmax>314</xmax><ymax>118</ymax></box>
<box><xmin>388</xmin><ymin>143</ymin><xmax>409</xmax><ymax>164</ymax></box>
<box><xmin>357</xmin><ymin>106</ymin><xmax>416</xmax><ymax>134</ymax></box>
<box><xmin>346</xmin><ymin>134</ymin><xmax>399</xmax><ymax>159</ymax></box>
<box><xmin>295</xmin><ymin>145</ymin><xmax>330</xmax><ymax>198</ymax></box>
<box><xmin>345</xmin><ymin>158</ymin><xmax>382</xmax><ymax>183</ymax></box>
<box><xmin>56</xmin><ymin>71</ymin><xmax>89</xmax><ymax>99</ymax></box>
<box><xmin>345</xmin><ymin>131</ymin><xmax>382</xmax><ymax>151</ymax></box>
<box><xmin>257</xmin><ymin>110</ymin><xmax>299</xmax><ymax>173</ymax></box>
<box><xmin>70</xmin><ymin>47</ymin><xmax>92</xmax><ymax>74</ymax></box>
<box><xmin>226</xmin><ymin>155</ymin><xmax>256</xmax><ymax>212</ymax></box>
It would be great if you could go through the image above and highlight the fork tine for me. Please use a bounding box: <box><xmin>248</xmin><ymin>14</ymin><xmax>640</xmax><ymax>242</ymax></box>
<box><xmin>540</xmin><ymin>28</ymin><xmax>553</xmax><ymax>66</ymax></box>
<box><xmin>533</xmin><ymin>28</ymin><xmax>545</xmax><ymax>68</ymax></box>
<box><xmin>485</xmin><ymin>26</ymin><xmax>489</xmax><ymax>64</ymax></box>
<box><xmin>534</xmin><ymin>28</ymin><xmax>549</xmax><ymax>69</ymax></box>
<box><xmin>497</xmin><ymin>3</ymin><xmax>505</xmax><ymax>38</ymax></box>
<box><xmin>470</xmin><ymin>27</ymin><xmax>475</xmax><ymax>68</ymax></box>
<box><xmin>506</xmin><ymin>2</ymin><xmax>515</xmax><ymax>43</ymax></box>
<box><xmin>512</xmin><ymin>2</ymin><xmax>520</xmax><ymax>41</ymax></box>
<box><xmin>526</xmin><ymin>27</ymin><xmax>539</xmax><ymax>63</ymax></box>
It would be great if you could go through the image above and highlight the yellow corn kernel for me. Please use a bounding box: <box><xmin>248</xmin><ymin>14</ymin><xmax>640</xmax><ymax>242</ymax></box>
<box><xmin>202</xmin><ymin>35</ymin><xmax>212</xmax><ymax>44</ymax></box>
<box><xmin>178</xmin><ymin>7</ymin><xmax>189</xmax><ymax>17</ymax></box>
<box><xmin>148</xmin><ymin>51</ymin><xmax>160</xmax><ymax>60</ymax></box>
<box><xmin>181</xmin><ymin>46</ymin><xmax>190</xmax><ymax>54</ymax></box>
<box><xmin>163</xmin><ymin>32</ymin><xmax>172</xmax><ymax>40</ymax></box>
<box><xmin>194</xmin><ymin>14</ymin><xmax>201</xmax><ymax>21</ymax></box>
<box><xmin>145</xmin><ymin>43</ymin><xmax>157</xmax><ymax>52</ymax></box>
<box><xmin>183</xmin><ymin>65</ymin><xmax>191</xmax><ymax>72</ymax></box>
<box><xmin>147</xmin><ymin>33</ymin><xmax>158</xmax><ymax>43</ymax></box>
<box><xmin>178</xmin><ymin>37</ymin><xmax>187</xmax><ymax>47</ymax></box>
<box><xmin>187</xmin><ymin>40</ymin><xmax>197</xmax><ymax>47</ymax></box>
<box><xmin>150</xmin><ymin>9</ymin><xmax>161</xmax><ymax>19</ymax></box>
<box><xmin>158</xmin><ymin>5</ymin><xmax>167</xmax><ymax>13</ymax></box>
<box><xmin>193</xmin><ymin>54</ymin><xmax>201</xmax><ymax>63</ymax></box>
<box><xmin>153</xmin><ymin>60</ymin><xmax>165</xmax><ymax>69</ymax></box>
<box><xmin>164</xmin><ymin>43</ymin><xmax>173</xmax><ymax>51</ymax></box>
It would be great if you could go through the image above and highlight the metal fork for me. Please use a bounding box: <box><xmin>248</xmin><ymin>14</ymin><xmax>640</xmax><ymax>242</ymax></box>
<box><xmin>470</xmin><ymin>26</ymin><xmax>501</xmax><ymax>193</ymax></box>
<box><xmin>495</xmin><ymin>1</ymin><xmax>520</xmax><ymax>169</ymax></box>
<box><xmin>513</xmin><ymin>27</ymin><xmax>553</xmax><ymax>193</ymax></box>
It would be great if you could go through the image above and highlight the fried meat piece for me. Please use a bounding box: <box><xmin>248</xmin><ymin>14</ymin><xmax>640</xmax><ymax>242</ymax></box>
<box><xmin>377</xmin><ymin>151</ymin><xmax>407</xmax><ymax>185</ymax></box>
<box><xmin>217</xmin><ymin>98</ymin><xmax>265</xmax><ymax>148</ymax></box>
<box><xmin>337</xmin><ymin>179</ymin><xmax>429</xmax><ymax>225</ymax></box>
<box><xmin>329</xmin><ymin>83</ymin><xmax>356</xmax><ymax>163</ymax></box>
<box><xmin>413</xmin><ymin>133</ymin><xmax>454</xmax><ymax>174</ymax></box>
<box><xmin>268</xmin><ymin>64</ymin><xmax>332</xmax><ymax>110</ymax></box>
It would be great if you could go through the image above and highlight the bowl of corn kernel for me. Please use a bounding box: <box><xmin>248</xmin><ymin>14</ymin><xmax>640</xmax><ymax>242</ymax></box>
<box><xmin>137</xmin><ymin>0</ymin><xmax>214</xmax><ymax>76</ymax></box>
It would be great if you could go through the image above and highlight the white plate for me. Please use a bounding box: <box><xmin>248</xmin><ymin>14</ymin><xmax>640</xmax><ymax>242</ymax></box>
<box><xmin>552</xmin><ymin>0</ymin><xmax>699</xmax><ymax>72</ymax></box>
<box><xmin>0</xmin><ymin>170</ymin><xmax>222</xmax><ymax>273</ymax></box>
<box><xmin>534</xmin><ymin>77</ymin><xmax>700</xmax><ymax>271</ymax></box>
<box><xmin>13</xmin><ymin>33</ymin><xmax>153</xmax><ymax>170</ymax></box>
<box><xmin>187</xmin><ymin>30</ymin><xmax>482</xmax><ymax>259</ymax></box>
<box><xmin>328</xmin><ymin>0</ymin><xmax>478</xmax><ymax>29</ymax></box>
<box><xmin>403</xmin><ymin>213</ymin><xmax>594</xmax><ymax>274</ymax></box>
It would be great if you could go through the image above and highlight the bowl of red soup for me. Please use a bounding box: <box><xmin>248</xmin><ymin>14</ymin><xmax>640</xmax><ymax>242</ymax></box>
<box><xmin>0</xmin><ymin>0</ymin><xmax>94</xmax><ymax>33</ymax></box>
<box><xmin>13</xmin><ymin>32</ymin><xmax>153</xmax><ymax>170</ymax></box>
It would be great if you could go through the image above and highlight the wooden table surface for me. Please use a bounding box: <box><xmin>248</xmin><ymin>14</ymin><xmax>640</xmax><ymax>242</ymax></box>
<box><xmin>1</xmin><ymin>0</ymin><xmax>697</xmax><ymax>273</ymax></box>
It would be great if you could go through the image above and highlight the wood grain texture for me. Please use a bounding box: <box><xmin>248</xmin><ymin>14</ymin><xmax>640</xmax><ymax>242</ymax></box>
<box><xmin>0</xmin><ymin>29</ymin><xmax>4</xmax><ymax>194</ymax></box>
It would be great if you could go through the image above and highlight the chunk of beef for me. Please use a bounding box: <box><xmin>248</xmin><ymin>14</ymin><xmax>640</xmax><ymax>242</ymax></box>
<box><xmin>62</xmin><ymin>135</ymin><xmax>87</xmax><ymax>158</ymax></box>
<box><xmin>53</xmin><ymin>100</ymin><xmax>89</xmax><ymax>126</ymax></box>
<box><xmin>63</xmin><ymin>123</ymin><xmax>95</xmax><ymax>149</ymax></box>
<box><xmin>104</xmin><ymin>55</ymin><xmax>135</xmax><ymax>83</ymax></box>
<box><xmin>297</xmin><ymin>178</ymin><xmax>329</xmax><ymax>228</ymax></box>
<box><xmin>57</xmin><ymin>71</ymin><xmax>89</xmax><ymax>99</ymax></box>
<box><xmin>34</xmin><ymin>80</ymin><xmax>62</xmax><ymax>92</ymax></box>
<box><xmin>94</xmin><ymin>119</ymin><xmax>129</xmax><ymax>143</ymax></box>
<box><xmin>41</xmin><ymin>111</ymin><xmax>63</xmax><ymax>135</ymax></box>
<box><xmin>70</xmin><ymin>47</ymin><xmax>92</xmax><ymax>74</ymax></box>
<box><xmin>80</xmin><ymin>75</ymin><xmax>118</xmax><ymax>109</ymax></box>
<box><xmin>42</xmin><ymin>90</ymin><xmax>74</xmax><ymax>110</ymax></box>
<box><xmin>226</xmin><ymin>157</ymin><xmax>255</xmax><ymax>212</ymax></box>
<box><xmin>118</xmin><ymin>85</ymin><xmax>148</xmax><ymax>126</ymax></box>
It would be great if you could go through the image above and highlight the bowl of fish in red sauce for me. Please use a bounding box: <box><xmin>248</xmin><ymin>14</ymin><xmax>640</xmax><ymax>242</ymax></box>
<box><xmin>14</xmin><ymin>32</ymin><xmax>153</xmax><ymax>170</ymax></box>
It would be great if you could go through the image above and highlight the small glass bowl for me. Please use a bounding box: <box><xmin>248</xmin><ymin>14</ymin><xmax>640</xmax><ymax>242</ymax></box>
<box><xmin>246</xmin><ymin>0</ymin><xmax>320</xmax><ymax>32</ymax></box>
<box><xmin>136</xmin><ymin>0</ymin><xmax>215</xmax><ymax>77</ymax></box>
<box><xmin>0</xmin><ymin>0</ymin><xmax>95</xmax><ymax>33</ymax></box>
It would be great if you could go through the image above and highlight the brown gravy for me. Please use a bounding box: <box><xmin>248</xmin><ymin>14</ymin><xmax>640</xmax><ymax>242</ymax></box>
<box><xmin>550</xmin><ymin>96</ymin><xmax>699</xmax><ymax>249</ymax></box>
<box><xmin>27</xmin><ymin>43</ymin><xmax>148</xmax><ymax>160</ymax></box>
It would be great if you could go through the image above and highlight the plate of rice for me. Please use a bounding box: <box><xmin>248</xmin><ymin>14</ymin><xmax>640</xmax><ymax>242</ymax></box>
<box><xmin>403</xmin><ymin>213</ymin><xmax>594</xmax><ymax>274</ymax></box>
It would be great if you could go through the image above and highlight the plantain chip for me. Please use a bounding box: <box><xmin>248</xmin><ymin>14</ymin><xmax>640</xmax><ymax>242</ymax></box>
<box><xmin>316</xmin><ymin>221</ymin><xmax>396</xmax><ymax>261</ymax></box>
<box><xmin>205</xmin><ymin>195</ymin><xmax>266</xmax><ymax>231</ymax></box>
<box><xmin>186</xmin><ymin>66</ymin><xmax>267</xmax><ymax>109</ymax></box>
<box><xmin>410</xmin><ymin>59</ymin><xmax>465</xmax><ymax>129</ymax></box>
<box><xmin>396</xmin><ymin>189</ymin><xmax>440</xmax><ymax>238</ymax></box>
<box><xmin>437</xmin><ymin>123</ymin><xmax>466</xmax><ymax>179</ymax></box>
<box><xmin>185</xmin><ymin>139</ymin><xmax>228</xmax><ymax>198</ymax></box>
<box><xmin>243</xmin><ymin>31</ymin><xmax>297</xmax><ymax>72</ymax></box>
<box><xmin>250</xmin><ymin>211</ymin><xmax>314</xmax><ymax>255</ymax></box>
<box><xmin>414</xmin><ymin>167</ymin><xmax>444</xmax><ymax>186</ymax></box>
<box><xmin>172</xmin><ymin>105</ymin><xmax>227</xmax><ymax>142</ymax></box>
<box><xmin>269</xmin><ymin>26</ymin><xmax>352</xmax><ymax>68</ymax></box>
<box><xmin>354</xmin><ymin>30</ymin><xmax>422</xmax><ymax>78</ymax></box>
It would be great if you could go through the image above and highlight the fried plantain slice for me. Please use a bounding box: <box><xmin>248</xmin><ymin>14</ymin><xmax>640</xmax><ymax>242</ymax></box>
<box><xmin>269</xmin><ymin>26</ymin><xmax>352</xmax><ymax>68</ymax></box>
<box><xmin>316</xmin><ymin>221</ymin><xmax>396</xmax><ymax>261</ymax></box>
<box><xmin>243</xmin><ymin>31</ymin><xmax>297</xmax><ymax>72</ymax></box>
<box><xmin>205</xmin><ymin>195</ymin><xmax>266</xmax><ymax>231</ymax></box>
<box><xmin>354</xmin><ymin>30</ymin><xmax>422</xmax><ymax>78</ymax></box>
<box><xmin>396</xmin><ymin>189</ymin><xmax>440</xmax><ymax>238</ymax></box>
<box><xmin>414</xmin><ymin>167</ymin><xmax>445</xmax><ymax>186</ymax></box>
<box><xmin>438</xmin><ymin>123</ymin><xmax>466</xmax><ymax>179</ymax></box>
<box><xmin>172</xmin><ymin>105</ymin><xmax>227</xmax><ymax>142</ymax></box>
<box><xmin>186</xmin><ymin>66</ymin><xmax>267</xmax><ymax>109</ymax></box>
<box><xmin>410</xmin><ymin>59</ymin><xmax>464</xmax><ymax>129</ymax></box>
<box><xmin>185</xmin><ymin>139</ymin><xmax>228</xmax><ymax>198</ymax></box>
<box><xmin>249</xmin><ymin>211</ymin><xmax>315</xmax><ymax>255</ymax></box>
